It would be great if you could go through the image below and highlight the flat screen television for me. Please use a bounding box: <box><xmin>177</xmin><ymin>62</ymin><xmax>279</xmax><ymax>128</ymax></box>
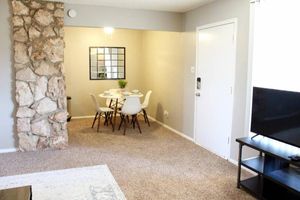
<box><xmin>251</xmin><ymin>87</ymin><xmax>300</xmax><ymax>148</ymax></box>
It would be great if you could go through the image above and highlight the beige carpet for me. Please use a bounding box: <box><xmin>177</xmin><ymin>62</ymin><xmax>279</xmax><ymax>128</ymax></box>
<box><xmin>0</xmin><ymin>118</ymin><xmax>253</xmax><ymax>200</ymax></box>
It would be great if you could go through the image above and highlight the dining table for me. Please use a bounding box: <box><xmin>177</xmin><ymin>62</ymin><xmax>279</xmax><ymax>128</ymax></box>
<box><xmin>99</xmin><ymin>90</ymin><xmax>143</xmax><ymax>132</ymax></box>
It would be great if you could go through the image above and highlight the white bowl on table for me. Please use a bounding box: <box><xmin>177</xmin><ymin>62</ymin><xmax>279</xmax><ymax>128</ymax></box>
<box><xmin>122</xmin><ymin>91</ymin><xmax>131</xmax><ymax>96</ymax></box>
<box><xmin>103</xmin><ymin>91</ymin><xmax>110</xmax><ymax>96</ymax></box>
<box><xmin>132</xmin><ymin>89</ymin><xmax>139</xmax><ymax>94</ymax></box>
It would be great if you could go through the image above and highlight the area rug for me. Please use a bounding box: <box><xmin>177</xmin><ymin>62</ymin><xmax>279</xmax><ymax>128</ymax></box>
<box><xmin>0</xmin><ymin>165</ymin><xmax>126</xmax><ymax>200</ymax></box>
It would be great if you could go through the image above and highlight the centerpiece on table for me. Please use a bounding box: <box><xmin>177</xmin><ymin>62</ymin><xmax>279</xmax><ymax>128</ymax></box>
<box><xmin>118</xmin><ymin>80</ymin><xmax>127</xmax><ymax>92</ymax></box>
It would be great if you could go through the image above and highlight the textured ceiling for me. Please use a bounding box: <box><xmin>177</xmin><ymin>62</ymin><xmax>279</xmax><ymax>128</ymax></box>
<box><xmin>48</xmin><ymin>0</ymin><xmax>216</xmax><ymax>12</ymax></box>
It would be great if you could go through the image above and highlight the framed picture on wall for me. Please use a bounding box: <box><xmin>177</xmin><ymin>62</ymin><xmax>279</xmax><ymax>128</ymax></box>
<box><xmin>89</xmin><ymin>47</ymin><xmax>126</xmax><ymax>80</ymax></box>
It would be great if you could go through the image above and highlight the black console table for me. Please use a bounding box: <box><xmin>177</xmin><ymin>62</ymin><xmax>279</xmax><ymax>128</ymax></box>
<box><xmin>236</xmin><ymin>137</ymin><xmax>300</xmax><ymax>199</ymax></box>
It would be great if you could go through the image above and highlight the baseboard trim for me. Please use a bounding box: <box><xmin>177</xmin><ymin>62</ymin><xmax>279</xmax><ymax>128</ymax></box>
<box><xmin>0</xmin><ymin>148</ymin><xmax>18</xmax><ymax>154</ymax></box>
<box><xmin>72</xmin><ymin>115</ymin><xmax>95</xmax><ymax>119</ymax></box>
<box><xmin>228</xmin><ymin>158</ymin><xmax>238</xmax><ymax>166</ymax></box>
<box><xmin>147</xmin><ymin>116</ymin><xmax>194</xmax><ymax>142</ymax></box>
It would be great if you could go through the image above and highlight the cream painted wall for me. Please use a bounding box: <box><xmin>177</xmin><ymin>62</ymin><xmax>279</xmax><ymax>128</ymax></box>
<box><xmin>64</xmin><ymin>27</ymin><xmax>185</xmax><ymax>122</ymax></box>
<box><xmin>140</xmin><ymin>31</ymin><xmax>184</xmax><ymax>132</ymax></box>
<box><xmin>64</xmin><ymin>27</ymin><xmax>143</xmax><ymax>117</ymax></box>
<box><xmin>183</xmin><ymin>0</ymin><xmax>250</xmax><ymax>160</ymax></box>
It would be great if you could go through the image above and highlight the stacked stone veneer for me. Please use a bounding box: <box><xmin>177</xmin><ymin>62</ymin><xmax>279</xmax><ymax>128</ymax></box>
<box><xmin>11</xmin><ymin>0</ymin><xmax>68</xmax><ymax>151</ymax></box>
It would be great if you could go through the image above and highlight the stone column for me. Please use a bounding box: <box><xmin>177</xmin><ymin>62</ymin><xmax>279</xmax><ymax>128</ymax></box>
<box><xmin>11</xmin><ymin>0</ymin><xmax>68</xmax><ymax>151</ymax></box>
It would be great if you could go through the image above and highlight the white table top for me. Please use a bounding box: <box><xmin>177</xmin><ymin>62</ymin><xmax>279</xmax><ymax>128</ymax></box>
<box><xmin>99</xmin><ymin>91</ymin><xmax>143</xmax><ymax>99</ymax></box>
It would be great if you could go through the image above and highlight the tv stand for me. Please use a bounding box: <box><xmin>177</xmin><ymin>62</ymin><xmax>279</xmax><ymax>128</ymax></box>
<box><xmin>236</xmin><ymin>137</ymin><xmax>300</xmax><ymax>199</ymax></box>
<box><xmin>289</xmin><ymin>155</ymin><xmax>300</xmax><ymax>162</ymax></box>
<box><xmin>250</xmin><ymin>134</ymin><xmax>259</xmax><ymax>140</ymax></box>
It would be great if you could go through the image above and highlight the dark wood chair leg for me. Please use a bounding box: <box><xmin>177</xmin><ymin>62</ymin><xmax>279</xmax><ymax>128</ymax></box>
<box><xmin>143</xmin><ymin>109</ymin><xmax>150</xmax><ymax>127</ymax></box>
<box><xmin>104</xmin><ymin>113</ymin><xmax>108</xmax><ymax>126</ymax></box>
<box><xmin>118</xmin><ymin>115</ymin><xmax>124</xmax><ymax>130</ymax></box>
<box><xmin>109</xmin><ymin>112</ymin><xmax>113</xmax><ymax>125</ymax></box>
<box><xmin>132</xmin><ymin>115</ymin><xmax>136</xmax><ymax>129</ymax></box>
<box><xmin>135</xmin><ymin>115</ymin><xmax>142</xmax><ymax>134</ymax></box>
<box><xmin>92</xmin><ymin>112</ymin><xmax>98</xmax><ymax>128</ymax></box>
<box><xmin>123</xmin><ymin>115</ymin><xmax>127</xmax><ymax>135</ymax></box>
<box><xmin>108</xmin><ymin>99</ymin><xmax>113</xmax><ymax>108</ymax></box>
<box><xmin>112</xmin><ymin>98</ymin><xmax>119</xmax><ymax>132</ymax></box>
<box><xmin>109</xmin><ymin>112</ymin><xmax>113</xmax><ymax>129</ymax></box>
<box><xmin>97</xmin><ymin>112</ymin><xmax>101</xmax><ymax>132</ymax></box>
<box><xmin>142</xmin><ymin>109</ymin><xmax>147</xmax><ymax>123</ymax></box>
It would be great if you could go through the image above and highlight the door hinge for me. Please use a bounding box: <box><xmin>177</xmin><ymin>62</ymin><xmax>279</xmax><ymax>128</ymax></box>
<box><xmin>227</xmin><ymin>137</ymin><xmax>230</xmax><ymax>144</ymax></box>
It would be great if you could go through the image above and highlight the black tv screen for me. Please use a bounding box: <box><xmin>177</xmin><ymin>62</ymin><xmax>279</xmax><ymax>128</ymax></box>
<box><xmin>251</xmin><ymin>87</ymin><xmax>300</xmax><ymax>148</ymax></box>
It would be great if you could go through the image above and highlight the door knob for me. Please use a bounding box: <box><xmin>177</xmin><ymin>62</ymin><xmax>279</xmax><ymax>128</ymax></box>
<box><xmin>195</xmin><ymin>92</ymin><xmax>201</xmax><ymax>97</ymax></box>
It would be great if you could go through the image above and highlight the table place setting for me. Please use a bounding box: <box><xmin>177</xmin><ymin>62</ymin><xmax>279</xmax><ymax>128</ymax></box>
<box><xmin>122</xmin><ymin>90</ymin><xmax>142</xmax><ymax>96</ymax></box>
<box><xmin>98</xmin><ymin>89</ymin><xmax>144</xmax><ymax>132</ymax></box>
<box><xmin>99</xmin><ymin>89</ymin><xmax>143</xmax><ymax>98</ymax></box>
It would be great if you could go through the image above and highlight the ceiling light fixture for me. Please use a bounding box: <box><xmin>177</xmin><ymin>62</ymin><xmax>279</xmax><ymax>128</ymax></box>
<box><xmin>104</xmin><ymin>27</ymin><xmax>114</xmax><ymax>34</ymax></box>
<box><xmin>67</xmin><ymin>9</ymin><xmax>77</xmax><ymax>18</ymax></box>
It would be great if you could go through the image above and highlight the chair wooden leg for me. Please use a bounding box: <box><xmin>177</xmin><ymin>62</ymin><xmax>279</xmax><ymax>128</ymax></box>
<box><xmin>104</xmin><ymin>112</ymin><xmax>108</xmax><ymax>126</ymax></box>
<box><xmin>109</xmin><ymin>112</ymin><xmax>113</xmax><ymax>125</ymax></box>
<box><xmin>109</xmin><ymin>112</ymin><xmax>113</xmax><ymax>129</ymax></box>
<box><xmin>92</xmin><ymin>112</ymin><xmax>98</xmax><ymax>128</ymax></box>
<box><xmin>118</xmin><ymin>115</ymin><xmax>124</xmax><ymax>130</ymax></box>
<box><xmin>126</xmin><ymin>115</ymin><xmax>130</xmax><ymax>123</ymax></box>
<box><xmin>143</xmin><ymin>109</ymin><xmax>150</xmax><ymax>127</ymax></box>
<box><xmin>132</xmin><ymin>115</ymin><xmax>136</xmax><ymax>129</ymax></box>
<box><xmin>105</xmin><ymin>112</ymin><xmax>110</xmax><ymax>126</ymax></box>
<box><xmin>142</xmin><ymin>109</ymin><xmax>147</xmax><ymax>123</ymax></box>
<box><xmin>97</xmin><ymin>112</ymin><xmax>101</xmax><ymax>132</ymax></box>
<box><xmin>135</xmin><ymin>115</ymin><xmax>142</xmax><ymax>134</ymax></box>
<box><xmin>123</xmin><ymin>115</ymin><xmax>127</xmax><ymax>135</ymax></box>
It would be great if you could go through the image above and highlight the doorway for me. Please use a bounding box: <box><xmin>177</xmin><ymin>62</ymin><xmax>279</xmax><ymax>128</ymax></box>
<box><xmin>194</xmin><ymin>19</ymin><xmax>237</xmax><ymax>159</ymax></box>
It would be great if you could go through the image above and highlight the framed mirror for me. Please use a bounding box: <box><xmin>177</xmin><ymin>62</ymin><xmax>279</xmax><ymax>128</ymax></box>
<box><xmin>89</xmin><ymin>47</ymin><xmax>126</xmax><ymax>80</ymax></box>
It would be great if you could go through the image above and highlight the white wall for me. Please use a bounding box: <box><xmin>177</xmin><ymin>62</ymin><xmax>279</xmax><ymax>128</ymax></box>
<box><xmin>64</xmin><ymin>4</ymin><xmax>183</xmax><ymax>32</ymax></box>
<box><xmin>0</xmin><ymin>0</ymin><xmax>17</xmax><ymax>150</ymax></box>
<box><xmin>183</xmin><ymin>0</ymin><xmax>250</xmax><ymax>160</ymax></box>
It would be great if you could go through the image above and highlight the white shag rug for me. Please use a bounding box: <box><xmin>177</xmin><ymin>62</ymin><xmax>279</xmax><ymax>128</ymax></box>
<box><xmin>0</xmin><ymin>165</ymin><xmax>126</xmax><ymax>200</ymax></box>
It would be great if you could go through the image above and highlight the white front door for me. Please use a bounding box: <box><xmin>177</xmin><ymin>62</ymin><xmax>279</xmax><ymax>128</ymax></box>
<box><xmin>195</xmin><ymin>20</ymin><xmax>236</xmax><ymax>159</ymax></box>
